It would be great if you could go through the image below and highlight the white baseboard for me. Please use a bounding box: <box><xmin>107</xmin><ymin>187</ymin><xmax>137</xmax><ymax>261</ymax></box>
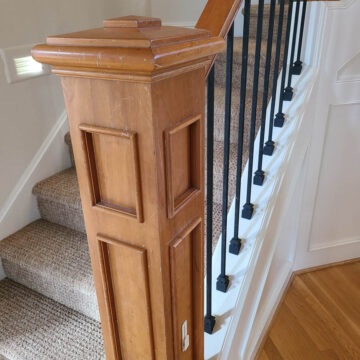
<box><xmin>0</xmin><ymin>110</ymin><xmax>71</xmax><ymax>280</ymax></box>
<box><xmin>247</xmin><ymin>260</ymin><xmax>293</xmax><ymax>360</ymax></box>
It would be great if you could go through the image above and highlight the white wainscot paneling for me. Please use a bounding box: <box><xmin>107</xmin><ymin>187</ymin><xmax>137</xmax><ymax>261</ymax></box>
<box><xmin>309</xmin><ymin>103</ymin><xmax>360</xmax><ymax>251</ymax></box>
<box><xmin>337</xmin><ymin>52</ymin><xmax>360</xmax><ymax>82</ymax></box>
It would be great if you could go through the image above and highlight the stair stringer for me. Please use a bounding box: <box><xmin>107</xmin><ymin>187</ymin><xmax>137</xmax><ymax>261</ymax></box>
<box><xmin>204</xmin><ymin>66</ymin><xmax>319</xmax><ymax>360</ymax></box>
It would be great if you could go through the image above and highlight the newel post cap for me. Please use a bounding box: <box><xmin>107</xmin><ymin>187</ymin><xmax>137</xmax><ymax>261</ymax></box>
<box><xmin>31</xmin><ymin>15</ymin><xmax>224</xmax><ymax>80</ymax></box>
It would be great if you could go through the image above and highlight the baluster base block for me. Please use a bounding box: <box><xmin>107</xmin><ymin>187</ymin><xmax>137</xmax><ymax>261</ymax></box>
<box><xmin>253</xmin><ymin>170</ymin><xmax>265</xmax><ymax>186</ymax></box>
<box><xmin>292</xmin><ymin>60</ymin><xmax>303</xmax><ymax>75</ymax></box>
<box><xmin>204</xmin><ymin>315</ymin><xmax>216</xmax><ymax>334</ymax></box>
<box><xmin>229</xmin><ymin>237</ymin><xmax>242</xmax><ymax>255</ymax></box>
<box><xmin>283</xmin><ymin>86</ymin><xmax>294</xmax><ymax>101</ymax></box>
<box><xmin>264</xmin><ymin>140</ymin><xmax>275</xmax><ymax>156</ymax></box>
<box><xmin>274</xmin><ymin>112</ymin><xmax>285</xmax><ymax>128</ymax></box>
<box><xmin>241</xmin><ymin>202</ymin><xmax>254</xmax><ymax>220</ymax></box>
<box><xmin>216</xmin><ymin>274</ymin><xmax>229</xmax><ymax>293</ymax></box>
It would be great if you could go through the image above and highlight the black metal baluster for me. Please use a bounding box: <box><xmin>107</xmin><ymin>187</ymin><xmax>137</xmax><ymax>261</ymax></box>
<box><xmin>242</xmin><ymin>0</ymin><xmax>265</xmax><ymax>220</ymax></box>
<box><xmin>283</xmin><ymin>0</ymin><xmax>300</xmax><ymax>101</ymax></box>
<box><xmin>216</xmin><ymin>23</ymin><xmax>234</xmax><ymax>293</ymax></box>
<box><xmin>254</xmin><ymin>0</ymin><xmax>276</xmax><ymax>186</ymax></box>
<box><xmin>230</xmin><ymin>0</ymin><xmax>251</xmax><ymax>255</ymax></box>
<box><xmin>292</xmin><ymin>0</ymin><xmax>307</xmax><ymax>75</ymax></box>
<box><xmin>204</xmin><ymin>67</ymin><xmax>216</xmax><ymax>334</ymax></box>
<box><xmin>274</xmin><ymin>0</ymin><xmax>294</xmax><ymax>128</ymax></box>
<box><xmin>264</xmin><ymin>0</ymin><xmax>285</xmax><ymax>156</ymax></box>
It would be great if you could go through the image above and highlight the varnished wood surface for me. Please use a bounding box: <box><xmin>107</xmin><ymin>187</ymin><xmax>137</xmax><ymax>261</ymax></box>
<box><xmin>196</xmin><ymin>0</ymin><xmax>242</xmax><ymax>77</ymax></box>
<box><xmin>32</xmin><ymin>15</ymin><xmax>222</xmax><ymax>360</ymax></box>
<box><xmin>196</xmin><ymin>0</ymin><xmax>242</xmax><ymax>38</ymax></box>
<box><xmin>61</xmin><ymin>67</ymin><xmax>207</xmax><ymax>360</ymax></box>
<box><xmin>257</xmin><ymin>261</ymin><xmax>360</xmax><ymax>359</ymax></box>
<box><xmin>31</xmin><ymin>17</ymin><xmax>225</xmax><ymax>81</ymax></box>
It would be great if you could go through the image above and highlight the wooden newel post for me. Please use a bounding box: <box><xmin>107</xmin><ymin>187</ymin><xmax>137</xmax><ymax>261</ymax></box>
<box><xmin>32</xmin><ymin>16</ymin><xmax>224</xmax><ymax>360</ymax></box>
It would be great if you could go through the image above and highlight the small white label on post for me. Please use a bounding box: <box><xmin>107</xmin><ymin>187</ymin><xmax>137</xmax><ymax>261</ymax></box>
<box><xmin>181</xmin><ymin>320</ymin><xmax>190</xmax><ymax>352</ymax></box>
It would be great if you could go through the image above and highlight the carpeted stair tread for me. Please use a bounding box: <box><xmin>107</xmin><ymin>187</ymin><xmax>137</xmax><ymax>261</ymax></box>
<box><xmin>211</xmin><ymin>202</ymin><xmax>223</xmax><ymax>253</ymax></box>
<box><xmin>217</xmin><ymin>38</ymin><xmax>270</xmax><ymax>66</ymax></box>
<box><xmin>33</xmin><ymin>168</ymin><xmax>81</xmax><ymax>209</ymax></box>
<box><xmin>0</xmin><ymin>279</ymin><xmax>104</xmax><ymax>360</ymax></box>
<box><xmin>215</xmin><ymin>37</ymin><xmax>280</xmax><ymax>90</ymax></box>
<box><xmin>214</xmin><ymin>86</ymin><xmax>264</xmax><ymax>144</ymax></box>
<box><xmin>250</xmin><ymin>4</ymin><xmax>289</xmax><ymax>19</ymax></box>
<box><xmin>64</xmin><ymin>132</ymin><xmax>75</xmax><ymax>166</ymax></box>
<box><xmin>212</xmin><ymin>140</ymin><xmax>245</xmax><ymax>206</ymax></box>
<box><xmin>248</xmin><ymin>4</ymin><xmax>289</xmax><ymax>40</ymax></box>
<box><xmin>33</xmin><ymin>168</ymin><xmax>85</xmax><ymax>233</ymax></box>
<box><xmin>64</xmin><ymin>132</ymin><xmax>71</xmax><ymax>147</ymax></box>
<box><xmin>0</xmin><ymin>219</ymin><xmax>98</xmax><ymax>321</ymax></box>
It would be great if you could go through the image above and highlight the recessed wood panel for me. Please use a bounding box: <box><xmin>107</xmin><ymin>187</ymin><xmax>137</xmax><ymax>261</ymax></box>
<box><xmin>164</xmin><ymin>115</ymin><xmax>201</xmax><ymax>218</ymax></box>
<box><xmin>97</xmin><ymin>235</ymin><xmax>155</xmax><ymax>360</ymax></box>
<box><xmin>170</xmin><ymin>218</ymin><xmax>203</xmax><ymax>360</ymax></box>
<box><xmin>80</xmin><ymin>124</ymin><xmax>143</xmax><ymax>222</ymax></box>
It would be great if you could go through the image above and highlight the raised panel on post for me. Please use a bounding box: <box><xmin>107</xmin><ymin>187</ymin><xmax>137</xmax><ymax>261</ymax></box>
<box><xmin>79</xmin><ymin>124</ymin><xmax>143</xmax><ymax>222</ymax></box>
<box><xmin>97</xmin><ymin>235</ymin><xmax>155</xmax><ymax>360</ymax></box>
<box><xmin>170</xmin><ymin>218</ymin><xmax>203</xmax><ymax>360</ymax></box>
<box><xmin>164</xmin><ymin>115</ymin><xmax>201</xmax><ymax>218</ymax></box>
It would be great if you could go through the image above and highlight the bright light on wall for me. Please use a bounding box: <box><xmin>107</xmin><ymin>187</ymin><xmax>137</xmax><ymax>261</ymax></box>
<box><xmin>0</xmin><ymin>44</ymin><xmax>51</xmax><ymax>84</ymax></box>
<box><xmin>14</xmin><ymin>56</ymin><xmax>44</xmax><ymax>77</ymax></box>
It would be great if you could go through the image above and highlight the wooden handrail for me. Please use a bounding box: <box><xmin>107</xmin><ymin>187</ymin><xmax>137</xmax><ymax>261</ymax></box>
<box><xmin>196</xmin><ymin>0</ymin><xmax>242</xmax><ymax>77</ymax></box>
<box><xmin>195</xmin><ymin>0</ymin><xmax>338</xmax><ymax>77</ymax></box>
<box><xmin>196</xmin><ymin>0</ymin><xmax>242</xmax><ymax>38</ymax></box>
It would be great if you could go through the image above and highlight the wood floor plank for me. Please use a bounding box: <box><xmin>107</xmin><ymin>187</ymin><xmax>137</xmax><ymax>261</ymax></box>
<box><xmin>257</xmin><ymin>260</ymin><xmax>360</xmax><ymax>360</ymax></box>
<box><xmin>269</xmin><ymin>303</ymin><xmax>325</xmax><ymax>360</ymax></box>
<box><xmin>308</xmin><ymin>268</ymin><xmax>360</xmax><ymax>328</ymax></box>
<box><xmin>257</xmin><ymin>348</ymin><xmax>271</xmax><ymax>360</ymax></box>
<box><xmin>287</xmin><ymin>277</ymin><xmax>360</xmax><ymax>359</ymax></box>
<box><xmin>301</xmin><ymin>272</ymin><xmax>360</xmax><ymax>346</ymax></box>
<box><xmin>320</xmin><ymin>349</ymin><xmax>340</xmax><ymax>360</ymax></box>
<box><xmin>262</xmin><ymin>338</ymin><xmax>283</xmax><ymax>360</ymax></box>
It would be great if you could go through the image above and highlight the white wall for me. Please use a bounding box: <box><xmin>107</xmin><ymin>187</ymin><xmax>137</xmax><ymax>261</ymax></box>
<box><xmin>0</xmin><ymin>0</ymin><xmax>126</xmax><ymax>279</ymax></box>
<box><xmin>0</xmin><ymin>0</ymin><xmax>124</xmax><ymax>206</ymax></box>
<box><xmin>294</xmin><ymin>0</ymin><xmax>360</xmax><ymax>270</ymax></box>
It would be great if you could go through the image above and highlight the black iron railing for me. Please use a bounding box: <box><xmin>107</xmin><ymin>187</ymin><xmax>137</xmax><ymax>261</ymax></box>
<box><xmin>204</xmin><ymin>0</ymin><xmax>308</xmax><ymax>334</ymax></box>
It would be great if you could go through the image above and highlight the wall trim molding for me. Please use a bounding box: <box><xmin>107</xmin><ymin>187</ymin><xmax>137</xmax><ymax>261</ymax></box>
<box><xmin>304</xmin><ymin>102</ymin><xmax>360</xmax><ymax>254</ymax></box>
<box><xmin>0</xmin><ymin>110</ymin><xmax>67</xmax><ymax>224</ymax></box>
<box><xmin>327</xmin><ymin>0</ymin><xmax>355</xmax><ymax>9</ymax></box>
<box><xmin>0</xmin><ymin>109</ymin><xmax>69</xmax><ymax>280</ymax></box>
<box><xmin>336</xmin><ymin>50</ymin><xmax>360</xmax><ymax>82</ymax></box>
<box><xmin>310</xmin><ymin>236</ymin><xmax>360</xmax><ymax>252</ymax></box>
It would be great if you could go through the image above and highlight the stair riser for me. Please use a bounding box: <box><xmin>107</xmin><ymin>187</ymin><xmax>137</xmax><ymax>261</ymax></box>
<box><xmin>2</xmin><ymin>259</ymin><xmax>99</xmax><ymax>321</ymax></box>
<box><xmin>65</xmin><ymin>133</ymin><xmax>75</xmax><ymax>167</ymax></box>
<box><xmin>248</xmin><ymin>5</ymin><xmax>289</xmax><ymax>40</ymax></box>
<box><xmin>37</xmin><ymin>197</ymin><xmax>85</xmax><ymax>233</ymax></box>
<box><xmin>212</xmin><ymin>142</ymin><xmax>249</xmax><ymax>205</ymax></box>
<box><xmin>249</xmin><ymin>19</ymin><xmax>288</xmax><ymax>41</ymax></box>
<box><xmin>213</xmin><ymin>88</ymin><xmax>265</xmax><ymax>145</ymax></box>
<box><xmin>215</xmin><ymin>61</ymin><xmax>273</xmax><ymax>95</ymax></box>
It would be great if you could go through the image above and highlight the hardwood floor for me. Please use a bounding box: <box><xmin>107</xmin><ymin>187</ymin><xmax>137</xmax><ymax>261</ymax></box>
<box><xmin>257</xmin><ymin>260</ymin><xmax>360</xmax><ymax>360</ymax></box>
